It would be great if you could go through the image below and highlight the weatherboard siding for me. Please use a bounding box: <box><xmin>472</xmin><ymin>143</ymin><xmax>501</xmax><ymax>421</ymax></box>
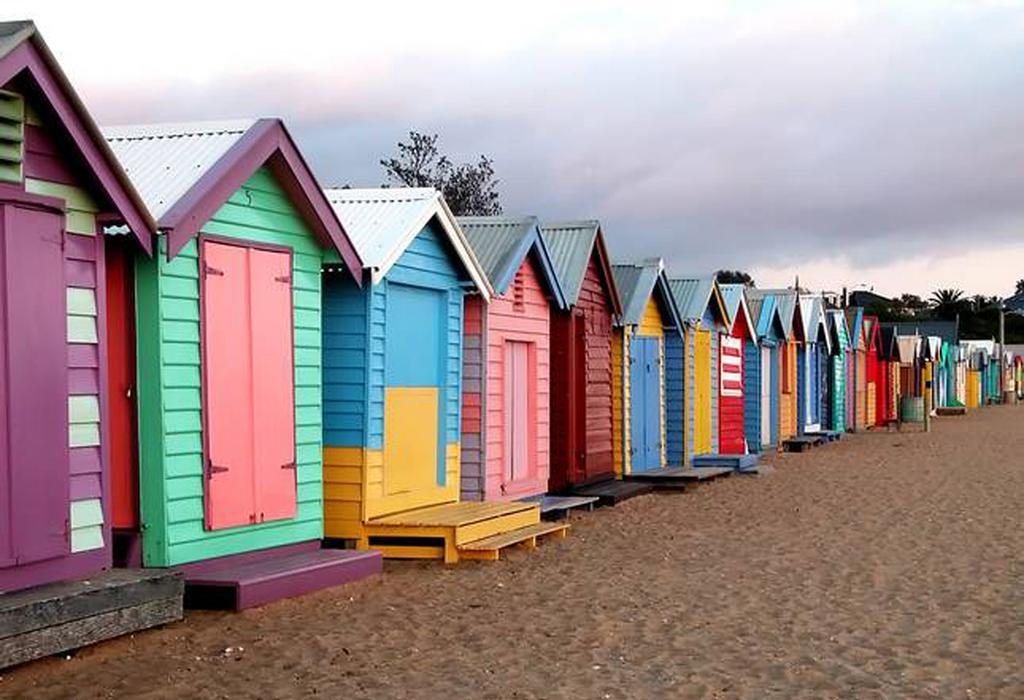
<box><xmin>580</xmin><ymin>258</ymin><xmax>615</xmax><ymax>478</ymax></box>
<box><xmin>612</xmin><ymin>327</ymin><xmax>629</xmax><ymax>476</ymax></box>
<box><xmin>459</xmin><ymin>295</ymin><xmax>486</xmax><ymax>500</ymax></box>
<box><xmin>665</xmin><ymin>330</ymin><xmax>684</xmax><ymax>465</ymax></box>
<box><xmin>743</xmin><ymin>338</ymin><xmax>760</xmax><ymax>452</ymax></box>
<box><xmin>322</xmin><ymin>222</ymin><xmax>465</xmax><ymax>534</ymax></box>
<box><xmin>481</xmin><ymin>257</ymin><xmax>550</xmax><ymax>500</ymax></box>
<box><xmin>135</xmin><ymin>168</ymin><xmax>325</xmax><ymax>567</ymax></box>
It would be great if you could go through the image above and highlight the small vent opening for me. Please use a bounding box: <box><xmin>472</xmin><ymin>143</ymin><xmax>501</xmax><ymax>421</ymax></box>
<box><xmin>0</xmin><ymin>91</ymin><xmax>25</xmax><ymax>184</ymax></box>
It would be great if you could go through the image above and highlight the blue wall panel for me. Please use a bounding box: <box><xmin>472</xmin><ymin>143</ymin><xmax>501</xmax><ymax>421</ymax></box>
<box><xmin>743</xmin><ymin>339</ymin><xmax>761</xmax><ymax>452</ymax></box>
<box><xmin>665</xmin><ymin>331</ymin><xmax>684</xmax><ymax>465</ymax></box>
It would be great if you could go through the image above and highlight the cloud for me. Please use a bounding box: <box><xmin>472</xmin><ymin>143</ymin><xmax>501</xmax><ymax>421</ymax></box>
<box><xmin>11</xmin><ymin>1</ymin><xmax>1024</xmax><ymax>295</ymax></box>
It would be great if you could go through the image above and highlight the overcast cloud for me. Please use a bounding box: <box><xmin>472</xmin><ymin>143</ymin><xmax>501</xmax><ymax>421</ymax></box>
<box><xmin>7</xmin><ymin>1</ymin><xmax>1023</xmax><ymax>297</ymax></box>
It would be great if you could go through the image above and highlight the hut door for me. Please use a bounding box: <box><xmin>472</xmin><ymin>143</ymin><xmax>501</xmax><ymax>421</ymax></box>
<box><xmin>201</xmin><ymin>241</ymin><xmax>296</xmax><ymax>531</ymax></box>
<box><xmin>694</xmin><ymin>330</ymin><xmax>712</xmax><ymax>455</ymax></box>
<box><xmin>503</xmin><ymin>341</ymin><xmax>533</xmax><ymax>489</ymax></box>
<box><xmin>105</xmin><ymin>237</ymin><xmax>139</xmax><ymax>531</ymax></box>
<box><xmin>760</xmin><ymin>346</ymin><xmax>771</xmax><ymax>446</ymax></box>
<box><xmin>0</xmin><ymin>205</ymin><xmax>69</xmax><ymax>567</ymax></box>
<box><xmin>629</xmin><ymin>337</ymin><xmax>661</xmax><ymax>472</ymax></box>
<box><xmin>381</xmin><ymin>283</ymin><xmax>445</xmax><ymax>511</ymax></box>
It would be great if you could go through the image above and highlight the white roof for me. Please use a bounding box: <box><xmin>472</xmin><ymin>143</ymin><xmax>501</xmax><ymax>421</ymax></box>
<box><xmin>324</xmin><ymin>187</ymin><xmax>491</xmax><ymax>296</ymax></box>
<box><xmin>102</xmin><ymin>120</ymin><xmax>255</xmax><ymax>220</ymax></box>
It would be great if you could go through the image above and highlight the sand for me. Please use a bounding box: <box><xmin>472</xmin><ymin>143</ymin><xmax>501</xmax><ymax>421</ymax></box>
<box><xmin>3</xmin><ymin>404</ymin><xmax>1022</xmax><ymax>699</ymax></box>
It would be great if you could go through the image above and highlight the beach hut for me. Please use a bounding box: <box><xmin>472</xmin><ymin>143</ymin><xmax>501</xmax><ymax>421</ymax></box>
<box><xmin>104</xmin><ymin>120</ymin><xmax>384</xmax><ymax>605</ymax></box>
<box><xmin>666</xmin><ymin>277</ymin><xmax>731</xmax><ymax>462</ymax></box>
<box><xmin>746</xmin><ymin>290</ymin><xmax>788</xmax><ymax>451</ymax></box>
<box><xmin>759</xmin><ymin>290</ymin><xmax>801</xmax><ymax>442</ymax></box>
<box><xmin>718</xmin><ymin>284</ymin><xmax>758</xmax><ymax>454</ymax></box>
<box><xmin>322</xmin><ymin>188</ymin><xmax>566</xmax><ymax>562</ymax></box>
<box><xmin>455</xmin><ymin>216</ymin><xmax>567</xmax><ymax>502</ymax></box>
<box><xmin>610</xmin><ymin>259</ymin><xmax>683</xmax><ymax>475</ymax></box>
<box><xmin>878</xmin><ymin>325</ymin><xmax>901</xmax><ymax>423</ymax></box>
<box><xmin>797</xmin><ymin>295</ymin><xmax>830</xmax><ymax>434</ymax></box>
<box><xmin>0</xmin><ymin>22</ymin><xmax>155</xmax><ymax>595</ymax></box>
<box><xmin>540</xmin><ymin>221</ymin><xmax>623</xmax><ymax>495</ymax></box>
<box><xmin>845</xmin><ymin>308</ymin><xmax>868</xmax><ymax>431</ymax></box>
<box><xmin>826</xmin><ymin>311</ymin><xmax>851</xmax><ymax>433</ymax></box>
<box><xmin>863</xmin><ymin>315</ymin><xmax>882</xmax><ymax>426</ymax></box>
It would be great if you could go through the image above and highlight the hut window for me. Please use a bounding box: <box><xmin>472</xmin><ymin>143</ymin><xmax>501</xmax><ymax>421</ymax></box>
<box><xmin>200</xmin><ymin>239</ymin><xmax>297</xmax><ymax>531</ymax></box>
<box><xmin>512</xmin><ymin>270</ymin><xmax>525</xmax><ymax>312</ymax></box>
<box><xmin>0</xmin><ymin>91</ymin><xmax>25</xmax><ymax>184</ymax></box>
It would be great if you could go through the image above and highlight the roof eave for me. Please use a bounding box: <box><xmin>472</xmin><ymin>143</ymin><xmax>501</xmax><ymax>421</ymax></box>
<box><xmin>0</xmin><ymin>30</ymin><xmax>156</xmax><ymax>253</ymax></box>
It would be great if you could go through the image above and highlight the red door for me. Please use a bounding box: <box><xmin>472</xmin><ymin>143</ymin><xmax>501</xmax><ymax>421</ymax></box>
<box><xmin>719</xmin><ymin>334</ymin><xmax>745</xmax><ymax>454</ymax></box>
<box><xmin>1</xmin><ymin>204</ymin><xmax>69</xmax><ymax>567</ymax></box>
<box><xmin>201</xmin><ymin>240</ymin><xmax>296</xmax><ymax>530</ymax></box>
<box><xmin>105</xmin><ymin>238</ymin><xmax>139</xmax><ymax>530</ymax></box>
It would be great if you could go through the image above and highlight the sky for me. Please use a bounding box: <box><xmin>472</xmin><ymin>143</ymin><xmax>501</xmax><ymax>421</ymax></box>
<box><xmin>6</xmin><ymin>1</ymin><xmax>1023</xmax><ymax>298</ymax></box>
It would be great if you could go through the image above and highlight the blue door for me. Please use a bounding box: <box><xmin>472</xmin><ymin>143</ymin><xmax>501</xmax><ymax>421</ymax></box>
<box><xmin>629</xmin><ymin>336</ymin><xmax>662</xmax><ymax>472</ymax></box>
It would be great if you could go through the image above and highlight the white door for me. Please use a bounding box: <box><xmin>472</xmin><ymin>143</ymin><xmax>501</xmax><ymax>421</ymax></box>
<box><xmin>760</xmin><ymin>346</ymin><xmax>771</xmax><ymax>445</ymax></box>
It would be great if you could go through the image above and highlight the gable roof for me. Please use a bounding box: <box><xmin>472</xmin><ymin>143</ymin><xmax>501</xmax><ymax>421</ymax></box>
<box><xmin>324</xmin><ymin>187</ymin><xmax>491</xmax><ymax>297</ymax></box>
<box><xmin>845</xmin><ymin>307</ymin><xmax>866</xmax><ymax>350</ymax></box>
<box><xmin>827</xmin><ymin>309</ymin><xmax>850</xmax><ymax>351</ymax></box>
<box><xmin>667</xmin><ymin>276</ymin><xmax>730</xmax><ymax>328</ymax></box>
<box><xmin>718</xmin><ymin>284</ymin><xmax>757</xmax><ymax>342</ymax></box>
<box><xmin>611</xmin><ymin>258</ymin><xmax>682</xmax><ymax>330</ymax></box>
<box><xmin>457</xmin><ymin>215</ymin><xmax>565</xmax><ymax>309</ymax></box>
<box><xmin>539</xmin><ymin>220</ymin><xmax>622</xmax><ymax>315</ymax></box>
<box><xmin>799</xmin><ymin>295</ymin><xmax>832</xmax><ymax>353</ymax></box>
<box><xmin>753</xmin><ymin>289</ymin><xmax>800</xmax><ymax>339</ymax></box>
<box><xmin>104</xmin><ymin>118</ymin><xmax>360</xmax><ymax>276</ymax></box>
<box><xmin>0</xmin><ymin>20</ymin><xmax>154</xmax><ymax>251</ymax></box>
<box><xmin>746</xmin><ymin>288</ymin><xmax>788</xmax><ymax>341</ymax></box>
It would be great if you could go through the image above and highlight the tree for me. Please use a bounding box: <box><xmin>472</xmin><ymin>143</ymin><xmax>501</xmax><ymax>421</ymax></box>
<box><xmin>715</xmin><ymin>270</ymin><xmax>755</xmax><ymax>286</ymax></box>
<box><xmin>1015</xmin><ymin>279</ymin><xmax>1024</xmax><ymax>295</ymax></box>
<box><xmin>930</xmin><ymin>288</ymin><xmax>966</xmax><ymax>320</ymax></box>
<box><xmin>380</xmin><ymin>131</ymin><xmax>502</xmax><ymax>216</ymax></box>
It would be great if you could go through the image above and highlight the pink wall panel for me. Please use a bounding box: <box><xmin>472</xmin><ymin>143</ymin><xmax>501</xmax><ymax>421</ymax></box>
<box><xmin>201</xmin><ymin>241</ymin><xmax>256</xmax><ymax>530</ymax></box>
<box><xmin>249</xmin><ymin>248</ymin><xmax>296</xmax><ymax>523</ymax></box>
<box><xmin>484</xmin><ymin>257</ymin><xmax>551</xmax><ymax>500</ymax></box>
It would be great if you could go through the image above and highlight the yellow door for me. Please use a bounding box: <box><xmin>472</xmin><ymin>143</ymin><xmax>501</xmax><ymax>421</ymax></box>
<box><xmin>694</xmin><ymin>329</ymin><xmax>712</xmax><ymax>455</ymax></box>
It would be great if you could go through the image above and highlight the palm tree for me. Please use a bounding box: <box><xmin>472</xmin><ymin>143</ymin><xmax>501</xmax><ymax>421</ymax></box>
<box><xmin>931</xmin><ymin>288</ymin><xmax>965</xmax><ymax>320</ymax></box>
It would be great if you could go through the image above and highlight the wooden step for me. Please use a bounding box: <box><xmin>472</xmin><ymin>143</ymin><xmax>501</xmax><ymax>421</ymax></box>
<box><xmin>520</xmin><ymin>494</ymin><xmax>599</xmax><ymax>519</ymax></box>
<box><xmin>458</xmin><ymin>522</ymin><xmax>570</xmax><ymax>561</ymax></box>
<box><xmin>570</xmin><ymin>479</ymin><xmax>653</xmax><ymax>505</ymax></box>
<box><xmin>691</xmin><ymin>453</ymin><xmax>759</xmax><ymax>470</ymax></box>
<box><xmin>936</xmin><ymin>406</ymin><xmax>966</xmax><ymax>416</ymax></box>
<box><xmin>0</xmin><ymin>569</ymin><xmax>183</xmax><ymax>669</ymax></box>
<box><xmin>364</xmin><ymin>501</ymin><xmax>542</xmax><ymax>563</ymax></box>
<box><xmin>783</xmin><ymin>435</ymin><xmax>823</xmax><ymax>452</ymax></box>
<box><xmin>185</xmin><ymin>549</ymin><xmax>382</xmax><ymax>611</ymax></box>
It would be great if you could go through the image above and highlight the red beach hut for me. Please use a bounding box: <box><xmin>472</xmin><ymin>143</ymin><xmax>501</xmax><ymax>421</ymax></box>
<box><xmin>540</xmin><ymin>222</ymin><xmax>623</xmax><ymax>493</ymax></box>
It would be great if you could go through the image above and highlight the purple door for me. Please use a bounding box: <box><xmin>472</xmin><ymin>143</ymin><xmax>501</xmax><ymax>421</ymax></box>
<box><xmin>1</xmin><ymin>204</ymin><xmax>69</xmax><ymax>567</ymax></box>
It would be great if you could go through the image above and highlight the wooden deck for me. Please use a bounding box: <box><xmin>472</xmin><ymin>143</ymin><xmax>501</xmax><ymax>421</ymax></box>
<box><xmin>0</xmin><ymin>569</ymin><xmax>183</xmax><ymax>669</ymax></box>
<box><xmin>520</xmin><ymin>494</ymin><xmax>599</xmax><ymax>519</ymax></box>
<box><xmin>691</xmin><ymin>453</ymin><xmax>760</xmax><ymax>473</ymax></box>
<box><xmin>805</xmin><ymin>430</ymin><xmax>842</xmax><ymax>442</ymax></box>
<box><xmin>626</xmin><ymin>465</ymin><xmax>734</xmax><ymax>488</ymax></box>
<box><xmin>362</xmin><ymin>501</ymin><xmax>548</xmax><ymax>563</ymax></box>
<box><xmin>569</xmin><ymin>478</ymin><xmax>654</xmax><ymax>505</ymax></box>
<box><xmin>783</xmin><ymin>435</ymin><xmax>825</xmax><ymax>452</ymax></box>
<box><xmin>184</xmin><ymin>549</ymin><xmax>382</xmax><ymax>611</ymax></box>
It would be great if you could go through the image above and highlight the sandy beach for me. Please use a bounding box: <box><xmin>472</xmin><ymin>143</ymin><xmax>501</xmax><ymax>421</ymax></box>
<box><xmin>3</xmin><ymin>405</ymin><xmax>1022</xmax><ymax>699</ymax></box>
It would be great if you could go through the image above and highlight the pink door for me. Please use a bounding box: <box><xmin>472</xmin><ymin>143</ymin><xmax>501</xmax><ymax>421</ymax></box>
<box><xmin>202</xmin><ymin>240</ymin><xmax>296</xmax><ymax>530</ymax></box>
<box><xmin>250</xmin><ymin>248</ymin><xmax>296</xmax><ymax>523</ymax></box>
<box><xmin>202</xmin><ymin>241</ymin><xmax>255</xmax><ymax>530</ymax></box>
<box><xmin>503</xmin><ymin>341</ymin><xmax>532</xmax><ymax>488</ymax></box>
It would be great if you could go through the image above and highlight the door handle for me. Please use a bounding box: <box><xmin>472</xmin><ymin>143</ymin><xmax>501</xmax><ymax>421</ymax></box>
<box><xmin>207</xmin><ymin>460</ymin><xmax>229</xmax><ymax>476</ymax></box>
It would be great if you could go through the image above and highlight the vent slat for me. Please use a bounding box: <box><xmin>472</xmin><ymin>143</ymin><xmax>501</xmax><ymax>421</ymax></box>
<box><xmin>0</xmin><ymin>90</ymin><xmax>24</xmax><ymax>183</ymax></box>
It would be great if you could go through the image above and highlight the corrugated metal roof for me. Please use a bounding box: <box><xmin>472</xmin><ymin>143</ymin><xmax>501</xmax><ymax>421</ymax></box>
<box><xmin>457</xmin><ymin>216</ymin><xmax>535</xmax><ymax>293</ymax></box>
<box><xmin>324</xmin><ymin>187</ymin><xmax>491</xmax><ymax>297</ymax></box>
<box><xmin>827</xmin><ymin>310</ymin><xmax>850</xmax><ymax>351</ymax></box>
<box><xmin>613</xmin><ymin>259</ymin><xmax>681</xmax><ymax>330</ymax></box>
<box><xmin>539</xmin><ymin>221</ymin><xmax>599</xmax><ymax>306</ymax></box>
<box><xmin>668</xmin><ymin>277</ymin><xmax>717</xmax><ymax>323</ymax></box>
<box><xmin>755</xmin><ymin>289</ymin><xmax>797</xmax><ymax>336</ymax></box>
<box><xmin>103</xmin><ymin>120</ymin><xmax>255</xmax><ymax>220</ymax></box>
<box><xmin>719</xmin><ymin>284</ymin><xmax>757</xmax><ymax>341</ymax></box>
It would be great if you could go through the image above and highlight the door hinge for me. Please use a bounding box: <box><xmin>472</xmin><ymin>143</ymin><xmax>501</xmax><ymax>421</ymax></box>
<box><xmin>275</xmin><ymin>274</ymin><xmax>292</xmax><ymax>284</ymax></box>
<box><xmin>281</xmin><ymin>462</ymin><xmax>297</xmax><ymax>471</ymax></box>
<box><xmin>207</xmin><ymin>459</ymin><xmax>229</xmax><ymax>476</ymax></box>
<box><xmin>204</xmin><ymin>264</ymin><xmax>224</xmax><ymax>277</ymax></box>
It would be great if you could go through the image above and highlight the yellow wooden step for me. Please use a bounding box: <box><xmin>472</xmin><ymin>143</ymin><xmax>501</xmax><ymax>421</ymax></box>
<box><xmin>458</xmin><ymin>521</ymin><xmax>570</xmax><ymax>561</ymax></box>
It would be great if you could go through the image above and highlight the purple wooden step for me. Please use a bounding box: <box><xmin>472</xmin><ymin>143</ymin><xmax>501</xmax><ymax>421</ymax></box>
<box><xmin>185</xmin><ymin>549</ymin><xmax>382</xmax><ymax>610</ymax></box>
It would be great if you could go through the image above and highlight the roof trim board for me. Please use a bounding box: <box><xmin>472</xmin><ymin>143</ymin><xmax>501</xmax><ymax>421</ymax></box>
<box><xmin>0</xmin><ymin>22</ymin><xmax>155</xmax><ymax>252</ymax></box>
<box><xmin>129</xmin><ymin>118</ymin><xmax>362</xmax><ymax>277</ymax></box>
<box><xmin>326</xmin><ymin>187</ymin><xmax>492</xmax><ymax>299</ymax></box>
